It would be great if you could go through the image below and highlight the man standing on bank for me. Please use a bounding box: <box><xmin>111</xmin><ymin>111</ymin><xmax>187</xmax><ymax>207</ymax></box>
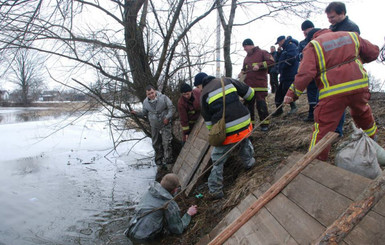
<box><xmin>197</xmin><ymin>73</ymin><xmax>256</xmax><ymax>199</ymax></box>
<box><xmin>177</xmin><ymin>83</ymin><xmax>201</xmax><ymax>143</ymax></box>
<box><xmin>325</xmin><ymin>1</ymin><xmax>361</xmax><ymax>136</ymax></box>
<box><xmin>131</xmin><ymin>85</ymin><xmax>175</xmax><ymax>168</ymax></box>
<box><xmin>284</xmin><ymin>28</ymin><xmax>379</xmax><ymax>161</ymax></box>
<box><xmin>239</xmin><ymin>38</ymin><xmax>275</xmax><ymax>131</ymax></box>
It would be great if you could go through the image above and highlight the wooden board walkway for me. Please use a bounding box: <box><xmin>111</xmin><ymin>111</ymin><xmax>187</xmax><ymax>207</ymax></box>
<box><xmin>172</xmin><ymin>116</ymin><xmax>211</xmax><ymax>193</ymax></box>
<box><xmin>197</xmin><ymin>151</ymin><xmax>385</xmax><ymax>244</ymax></box>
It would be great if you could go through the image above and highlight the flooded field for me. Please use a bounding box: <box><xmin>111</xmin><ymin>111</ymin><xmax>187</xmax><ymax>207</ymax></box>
<box><xmin>0</xmin><ymin>106</ymin><xmax>156</xmax><ymax>244</ymax></box>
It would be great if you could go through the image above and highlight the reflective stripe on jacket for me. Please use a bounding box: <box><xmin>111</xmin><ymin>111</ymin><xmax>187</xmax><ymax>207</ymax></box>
<box><xmin>286</xmin><ymin>29</ymin><xmax>379</xmax><ymax>101</ymax></box>
<box><xmin>242</xmin><ymin>47</ymin><xmax>275</xmax><ymax>90</ymax></box>
<box><xmin>201</xmin><ymin>77</ymin><xmax>254</xmax><ymax>145</ymax></box>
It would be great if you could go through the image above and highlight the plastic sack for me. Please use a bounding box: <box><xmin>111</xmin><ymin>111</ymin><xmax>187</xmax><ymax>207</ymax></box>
<box><xmin>373</xmin><ymin>139</ymin><xmax>385</xmax><ymax>166</ymax></box>
<box><xmin>335</xmin><ymin>123</ymin><xmax>382</xmax><ymax>179</ymax></box>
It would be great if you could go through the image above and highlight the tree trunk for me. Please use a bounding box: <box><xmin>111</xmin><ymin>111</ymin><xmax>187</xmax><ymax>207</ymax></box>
<box><xmin>124</xmin><ymin>0</ymin><xmax>156</xmax><ymax>102</ymax></box>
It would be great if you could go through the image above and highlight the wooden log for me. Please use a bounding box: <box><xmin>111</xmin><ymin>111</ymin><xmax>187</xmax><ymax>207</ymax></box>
<box><xmin>312</xmin><ymin>169</ymin><xmax>385</xmax><ymax>245</ymax></box>
<box><xmin>207</xmin><ymin>131</ymin><xmax>338</xmax><ymax>245</ymax></box>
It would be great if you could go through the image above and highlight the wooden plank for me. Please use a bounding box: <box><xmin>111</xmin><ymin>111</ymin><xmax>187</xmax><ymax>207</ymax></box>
<box><xmin>208</xmin><ymin>132</ymin><xmax>338</xmax><ymax>245</ymax></box>
<box><xmin>172</xmin><ymin>116</ymin><xmax>210</xmax><ymax>189</ymax></box>
<box><xmin>302</xmin><ymin>159</ymin><xmax>371</xmax><ymax>200</ymax></box>
<box><xmin>343</xmin><ymin>211</ymin><xmax>385</xmax><ymax>245</ymax></box>
<box><xmin>266</xmin><ymin>193</ymin><xmax>325</xmax><ymax>244</ymax></box>
<box><xmin>185</xmin><ymin>146</ymin><xmax>213</xmax><ymax>196</ymax></box>
<box><xmin>373</xmin><ymin>194</ymin><xmax>385</xmax><ymax>216</ymax></box>
<box><xmin>209</xmin><ymin>203</ymin><xmax>245</xmax><ymax>239</ymax></box>
<box><xmin>226</xmin><ymin>207</ymin><xmax>298</xmax><ymax>245</ymax></box>
<box><xmin>196</xmin><ymin>235</ymin><xmax>211</xmax><ymax>245</ymax></box>
<box><xmin>282</xmin><ymin>173</ymin><xmax>352</xmax><ymax>227</ymax></box>
<box><xmin>312</xmin><ymin>170</ymin><xmax>385</xmax><ymax>244</ymax></box>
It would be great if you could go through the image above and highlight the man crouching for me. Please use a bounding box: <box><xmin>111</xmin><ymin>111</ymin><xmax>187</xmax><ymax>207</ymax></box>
<box><xmin>126</xmin><ymin>173</ymin><xmax>197</xmax><ymax>242</ymax></box>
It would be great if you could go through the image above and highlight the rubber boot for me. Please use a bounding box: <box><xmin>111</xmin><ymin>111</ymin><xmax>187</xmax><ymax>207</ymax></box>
<box><xmin>272</xmin><ymin>105</ymin><xmax>283</xmax><ymax>117</ymax></box>
<box><xmin>288</xmin><ymin>102</ymin><xmax>298</xmax><ymax>115</ymax></box>
<box><xmin>304</xmin><ymin>104</ymin><xmax>315</xmax><ymax>122</ymax></box>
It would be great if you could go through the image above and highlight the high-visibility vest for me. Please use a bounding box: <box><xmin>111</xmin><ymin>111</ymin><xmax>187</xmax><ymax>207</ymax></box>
<box><xmin>310</xmin><ymin>32</ymin><xmax>368</xmax><ymax>100</ymax></box>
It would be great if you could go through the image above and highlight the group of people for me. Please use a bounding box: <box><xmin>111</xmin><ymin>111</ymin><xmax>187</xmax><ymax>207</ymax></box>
<box><xmin>126</xmin><ymin>1</ymin><xmax>380</xmax><ymax>243</ymax></box>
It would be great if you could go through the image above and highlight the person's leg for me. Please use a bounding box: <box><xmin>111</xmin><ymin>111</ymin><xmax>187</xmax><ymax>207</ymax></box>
<box><xmin>310</xmin><ymin>97</ymin><xmax>346</xmax><ymax>161</ymax></box>
<box><xmin>335</xmin><ymin>113</ymin><xmax>345</xmax><ymax>137</ymax></box>
<box><xmin>272</xmin><ymin>73</ymin><xmax>279</xmax><ymax>94</ymax></box>
<box><xmin>161</xmin><ymin>123</ymin><xmax>173</xmax><ymax>164</ymax></box>
<box><xmin>238</xmin><ymin>138</ymin><xmax>255</xmax><ymax>169</ymax></box>
<box><xmin>255</xmin><ymin>92</ymin><xmax>269</xmax><ymax>130</ymax></box>
<box><xmin>208</xmin><ymin>144</ymin><xmax>232</xmax><ymax>196</ymax></box>
<box><xmin>305</xmin><ymin>80</ymin><xmax>318</xmax><ymax>121</ymax></box>
<box><xmin>151</xmin><ymin>127</ymin><xmax>163</xmax><ymax>165</ymax></box>
<box><xmin>273</xmin><ymin>81</ymin><xmax>284</xmax><ymax>117</ymax></box>
<box><xmin>349</xmin><ymin>92</ymin><xmax>378</xmax><ymax>139</ymax></box>
<box><xmin>247</xmin><ymin>95</ymin><xmax>256</xmax><ymax>125</ymax></box>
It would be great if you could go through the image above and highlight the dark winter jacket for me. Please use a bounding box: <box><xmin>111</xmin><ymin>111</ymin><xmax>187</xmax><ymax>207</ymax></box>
<box><xmin>127</xmin><ymin>182</ymin><xmax>191</xmax><ymax>240</ymax></box>
<box><xmin>330</xmin><ymin>16</ymin><xmax>360</xmax><ymax>34</ymax></box>
<box><xmin>242</xmin><ymin>47</ymin><xmax>275</xmax><ymax>91</ymax></box>
<box><xmin>201</xmin><ymin>77</ymin><xmax>254</xmax><ymax>145</ymax></box>
<box><xmin>278</xmin><ymin>36</ymin><xmax>299</xmax><ymax>84</ymax></box>
<box><xmin>177</xmin><ymin>88</ymin><xmax>201</xmax><ymax>138</ymax></box>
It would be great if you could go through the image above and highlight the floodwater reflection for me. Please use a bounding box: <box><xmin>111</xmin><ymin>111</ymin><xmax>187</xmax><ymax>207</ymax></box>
<box><xmin>0</xmin><ymin>107</ymin><xmax>82</xmax><ymax>124</ymax></box>
<box><xmin>0</xmin><ymin>108</ymin><xmax>156</xmax><ymax>245</ymax></box>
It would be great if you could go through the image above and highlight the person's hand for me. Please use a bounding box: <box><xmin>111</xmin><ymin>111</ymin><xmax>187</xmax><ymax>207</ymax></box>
<box><xmin>237</xmin><ymin>71</ymin><xmax>244</xmax><ymax>78</ymax></box>
<box><xmin>283</xmin><ymin>95</ymin><xmax>293</xmax><ymax>104</ymax></box>
<box><xmin>183</xmin><ymin>134</ymin><xmax>189</xmax><ymax>142</ymax></box>
<box><xmin>252</xmin><ymin>64</ymin><xmax>259</xmax><ymax>71</ymax></box>
<box><xmin>163</xmin><ymin>118</ymin><xmax>169</xmax><ymax>125</ymax></box>
<box><xmin>187</xmin><ymin>205</ymin><xmax>198</xmax><ymax>216</ymax></box>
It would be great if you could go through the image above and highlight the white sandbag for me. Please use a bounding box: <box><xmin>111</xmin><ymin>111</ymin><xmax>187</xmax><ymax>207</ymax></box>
<box><xmin>372</xmin><ymin>140</ymin><xmax>385</xmax><ymax>166</ymax></box>
<box><xmin>335</xmin><ymin>123</ymin><xmax>382</xmax><ymax>180</ymax></box>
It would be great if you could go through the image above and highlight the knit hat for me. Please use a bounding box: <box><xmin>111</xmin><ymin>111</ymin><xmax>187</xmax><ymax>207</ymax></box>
<box><xmin>180</xmin><ymin>83</ymin><xmax>192</xmax><ymax>93</ymax></box>
<box><xmin>242</xmin><ymin>38</ymin><xmax>254</xmax><ymax>46</ymax></box>
<box><xmin>275</xmin><ymin>35</ymin><xmax>285</xmax><ymax>44</ymax></box>
<box><xmin>301</xmin><ymin>20</ymin><xmax>314</xmax><ymax>31</ymax></box>
<box><xmin>194</xmin><ymin>72</ymin><xmax>208</xmax><ymax>86</ymax></box>
<box><xmin>306</xmin><ymin>28</ymin><xmax>321</xmax><ymax>41</ymax></box>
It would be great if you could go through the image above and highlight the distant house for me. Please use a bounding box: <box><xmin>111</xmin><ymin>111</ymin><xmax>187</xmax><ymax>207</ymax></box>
<box><xmin>0</xmin><ymin>90</ymin><xmax>9</xmax><ymax>101</ymax></box>
<box><xmin>40</xmin><ymin>90</ymin><xmax>60</xmax><ymax>101</ymax></box>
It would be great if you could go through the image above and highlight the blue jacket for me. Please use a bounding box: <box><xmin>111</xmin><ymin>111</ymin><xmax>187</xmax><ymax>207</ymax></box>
<box><xmin>278</xmin><ymin>36</ymin><xmax>299</xmax><ymax>84</ymax></box>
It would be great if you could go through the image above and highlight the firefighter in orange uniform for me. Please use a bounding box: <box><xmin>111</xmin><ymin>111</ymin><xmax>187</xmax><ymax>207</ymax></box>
<box><xmin>284</xmin><ymin>28</ymin><xmax>379</xmax><ymax>161</ymax></box>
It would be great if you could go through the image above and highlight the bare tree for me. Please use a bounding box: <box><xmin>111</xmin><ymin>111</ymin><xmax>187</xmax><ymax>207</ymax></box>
<box><xmin>9</xmin><ymin>49</ymin><xmax>46</xmax><ymax>105</ymax></box>
<box><xmin>0</xmin><ymin>0</ymin><xmax>219</xmax><ymax>136</ymax></box>
<box><xmin>0</xmin><ymin>0</ymin><xmax>321</xmax><ymax>139</ymax></box>
<box><xmin>368</xmin><ymin>72</ymin><xmax>384</xmax><ymax>92</ymax></box>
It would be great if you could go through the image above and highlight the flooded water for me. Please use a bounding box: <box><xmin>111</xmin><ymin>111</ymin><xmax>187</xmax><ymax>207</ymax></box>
<box><xmin>0</xmin><ymin>107</ymin><xmax>156</xmax><ymax>244</ymax></box>
<box><xmin>0</xmin><ymin>107</ymin><xmax>62</xmax><ymax>124</ymax></box>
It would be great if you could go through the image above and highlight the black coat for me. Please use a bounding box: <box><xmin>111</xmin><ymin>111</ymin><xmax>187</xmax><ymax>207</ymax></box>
<box><xmin>330</xmin><ymin>16</ymin><xmax>360</xmax><ymax>34</ymax></box>
<box><xmin>278</xmin><ymin>36</ymin><xmax>299</xmax><ymax>84</ymax></box>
